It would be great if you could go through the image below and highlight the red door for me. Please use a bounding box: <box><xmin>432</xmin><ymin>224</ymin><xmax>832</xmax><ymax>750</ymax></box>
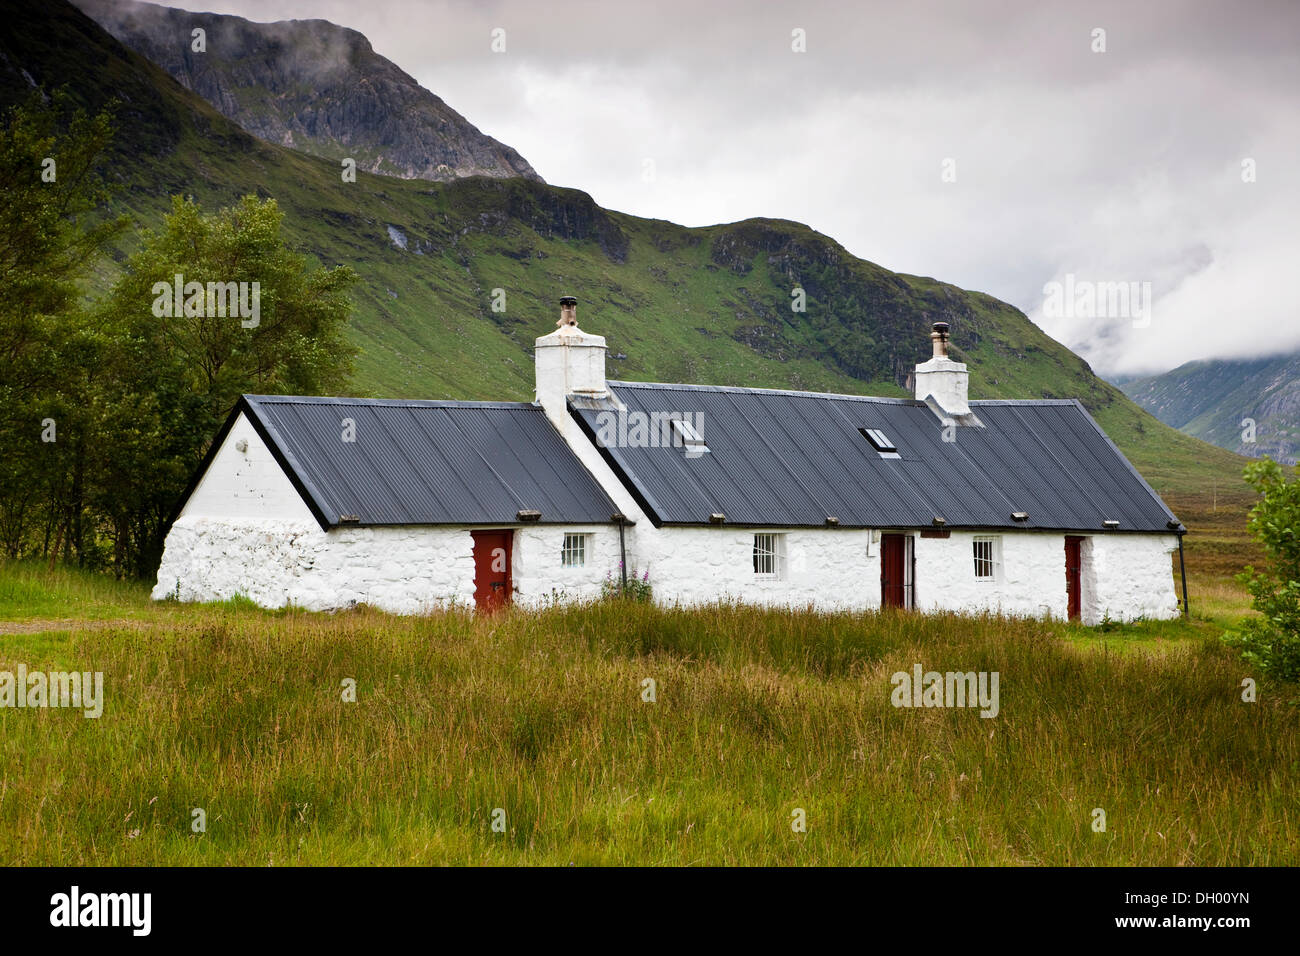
<box><xmin>1065</xmin><ymin>536</ymin><xmax>1083</xmax><ymax>621</ymax></box>
<box><xmin>471</xmin><ymin>530</ymin><xmax>513</xmax><ymax>612</ymax></box>
<box><xmin>881</xmin><ymin>534</ymin><xmax>909</xmax><ymax>609</ymax></box>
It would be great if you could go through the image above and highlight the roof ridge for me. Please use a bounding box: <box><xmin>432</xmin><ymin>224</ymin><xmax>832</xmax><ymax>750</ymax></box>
<box><xmin>606</xmin><ymin>380</ymin><xmax>920</xmax><ymax>403</ymax></box>
<box><xmin>243</xmin><ymin>394</ymin><xmax>539</xmax><ymax>410</ymax></box>
<box><xmin>605</xmin><ymin>381</ymin><xmax>1086</xmax><ymax>406</ymax></box>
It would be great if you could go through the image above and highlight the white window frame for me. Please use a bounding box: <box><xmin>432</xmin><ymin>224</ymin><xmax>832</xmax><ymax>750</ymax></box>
<box><xmin>671</xmin><ymin>417</ymin><xmax>704</xmax><ymax>443</ymax></box>
<box><xmin>561</xmin><ymin>532</ymin><xmax>589</xmax><ymax>568</ymax></box>
<box><xmin>864</xmin><ymin>428</ymin><xmax>896</xmax><ymax>451</ymax></box>
<box><xmin>973</xmin><ymin>536</ymin><xmax>1001</xmax><ymax>582</ymax></box>
<box><xmin>859</xmin><ymin>427</ymin><xmax>901</xmax><ymax>458</ymax></box>
<box><xmin>671</xmin><ymin>417</ymin><xmax>710</xmax><ymax>454</ymax></box>
<box><xmin>753</xmin><ymin>533</ymin><xmax>786</xmax><ymax>579</ymax></box>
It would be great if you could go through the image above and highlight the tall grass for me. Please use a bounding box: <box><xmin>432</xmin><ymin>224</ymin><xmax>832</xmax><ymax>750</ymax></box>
<box><xmin>1</xmin><ymin>598</ymin><xmax>1295</xmax><ymax>865</ymax></box>
<box><xmin>0</xmin><ymin>559</ymin><xmax>155</xmax><ymax>621</ymax></box>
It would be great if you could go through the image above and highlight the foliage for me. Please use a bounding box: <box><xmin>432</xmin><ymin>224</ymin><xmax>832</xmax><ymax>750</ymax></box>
<box><xmin>0</xmin><ymin>92</ymin><xmax>126</xmax><ymax>567</ymax></box>
<box><xmin>1222</xmin><ymin>458</ymin><xmax>1300</xmax><ymax>681</ymax></box>
<box><xmin>0</xmin><ymin>95</ymin><xmax>357</xmax><ymax>577</ymax></box>
<box><xmin>89</xmin><ymin>195</ymin><xmax>358</xmax><ymax>575</ymax></box>
<box><xmin>0</xmin><ymin>92</ymin><xmax>124</xmax><ymax>335</ymax></box>
<box><xmin>601</xmin><ymin>565</ymin><xmax>652</xmax><ymax>603</ymax></box>
<box><xmin>104</xmin><ymin>195</ymin><xmax>358</xmax><ymax>421</ymax></box>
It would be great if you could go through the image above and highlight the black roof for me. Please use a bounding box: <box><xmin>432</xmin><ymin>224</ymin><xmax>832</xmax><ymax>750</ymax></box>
<box><xmin>225</xmin><ymin>395</ymin><xmax>619</xmax><ymax>529</ymax></box>
<box><xmin>570</xmin><ymin>381</ymin><xmax>1181</xmax><ymax>533</ymax></box>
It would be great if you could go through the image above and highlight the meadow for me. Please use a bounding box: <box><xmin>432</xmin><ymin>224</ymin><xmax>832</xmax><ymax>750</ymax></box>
<box><xmin>0</xmin><ymin>490</ymin><xmax>1295</xmax><ymax>866</ymax></box>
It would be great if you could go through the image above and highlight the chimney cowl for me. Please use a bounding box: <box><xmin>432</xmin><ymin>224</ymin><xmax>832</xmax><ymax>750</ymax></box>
<box><xmin>930</xmin><ymin>322</ymin><xmax>951</xmax><ymax>359</ymax></box>
<box><xmin>558</xmin><ymin>295</ymin><xmax>578</xmax><ymax>329</ymax></box>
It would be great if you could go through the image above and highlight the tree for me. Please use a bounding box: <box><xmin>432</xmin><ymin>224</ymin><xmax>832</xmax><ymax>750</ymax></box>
<box><xmin>1</xmin><ymin>93</ymin><xmax>358</xmax><ymax>577</ymax></box>
<box><xmin>92</xmin><ymin>195</ymin><xmax>358</xmax><ymax>575</ymax></box>
<box><xmin>1224</xmin><ymin>458</ymin><xmax>1300</xmax><ymax>681</ymax></box>
<box><xmin>103</xmin><ymin>195</ymin><xmax>358</xmax><ymax>417</ymax></box>
<box><xmin>0</xmin><ymin>92</ymin><xmax>125</xmax><ymax>561</ymax></box>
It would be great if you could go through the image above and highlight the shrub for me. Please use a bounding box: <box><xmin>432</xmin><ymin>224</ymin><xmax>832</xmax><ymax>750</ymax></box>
<box><xmin>1223</xmin><ymin>458</ymin><xmax>1300</xmax><ymax>682</ymax></box>
<box><xmin>601</xmin><ymin>565</ymin><xmax>652</xmax><ymax>603</ymax></box>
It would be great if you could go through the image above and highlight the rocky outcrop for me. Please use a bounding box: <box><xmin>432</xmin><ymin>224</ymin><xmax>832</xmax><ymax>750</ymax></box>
<box><xmin>707</xmin><ymin>219</ymin><xmax>992</xmax><ymax>387</ymax></box>
<box><xmin>74</xmin><ymin>0</ymin><xmax>542</xmax><ymax>183</ymax></box>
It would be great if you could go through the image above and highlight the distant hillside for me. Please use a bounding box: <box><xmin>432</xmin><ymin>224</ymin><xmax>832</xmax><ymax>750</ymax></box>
<box><xmin>1</xmin><ymin>0</ymin><xmax>1253</xmax><ymax>502</ymax></box>
<box><xmin>73</xmin><ymin>0</ymin><xmax>542</xmax><ymax>183</ymax></box>
<box><xmin>1120</xmin><ymin>354</ymin><xmax>1300</xmax><ymax>466</ymax></box>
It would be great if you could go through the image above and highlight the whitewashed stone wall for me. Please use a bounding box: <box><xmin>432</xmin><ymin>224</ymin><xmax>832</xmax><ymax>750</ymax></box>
<box><xmin>621</xmin><ymin>525</ymin><xmax>1180</xmax><ymax>622</ymax></box>
<box><xmin>911</xmin><ymin>531</ymin><xmax>1067</xmax><ymax>618</ymax></box>
<box><xmin>153</xmin><ymin>518</ymin><xmax>475</xmax><ymax>612</ymax></box>
<box><xmin>508</xmin><ymin>525</ymin><xmax>623</xmax><ymax>607</ymax></box>
<box><xmin>622</xmin><ymin>526</ymin><xmax>880</xmax><ymax>610</ymax></box>
<box><xmin>153</xmin><ymin>519</ymin><xmax>628</xmax><ymax>613</ymax></box>
<box><xmin>1080</xmin><ymin>533</ymin><xmax>1181</xmax><ymax>624</ymax></box>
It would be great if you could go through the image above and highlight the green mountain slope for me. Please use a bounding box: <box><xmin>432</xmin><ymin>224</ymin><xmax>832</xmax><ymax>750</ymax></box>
<box><xmin>1120</xmin><ymin>355</ymin><xmax>1300</xmax><ymax>466</ymax></box>
<box><xmin>1</xmin><ymin>0</ymin><xmax>1248</xmax><ymax>500</ymax></box>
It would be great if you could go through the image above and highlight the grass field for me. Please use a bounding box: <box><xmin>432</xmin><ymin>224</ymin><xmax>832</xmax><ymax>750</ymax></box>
<box><xmin>1</xmin><ymin>483</ymin><xmax>1295</xmax><ymax>867</ymax></box>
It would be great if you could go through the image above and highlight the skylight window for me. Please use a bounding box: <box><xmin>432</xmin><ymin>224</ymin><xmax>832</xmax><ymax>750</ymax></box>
<box><xmin>859</xmin><ymin>427</ymin><xmax>899</xmax><ymax>457</ymax></box>
<box><xmin>671</xmin><ymin>417</ymin><xmax>710</xmax><ymax>454</ymax></box>
<box><xmin>672</xmin><ymin>418</ymin><xmax>704</xmax><ymax>442</ymax></box>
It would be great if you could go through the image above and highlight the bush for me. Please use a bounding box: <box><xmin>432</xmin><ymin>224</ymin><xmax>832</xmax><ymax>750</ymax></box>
<box><xmin>601</xmin><ymin>565</ymin><xmax>652</xmax><ymax>603</ymax></box>
<box><xmin>1223</xmin><ymin>458</ymin><xmax>1300</xmax><ymax>682</ymax></box>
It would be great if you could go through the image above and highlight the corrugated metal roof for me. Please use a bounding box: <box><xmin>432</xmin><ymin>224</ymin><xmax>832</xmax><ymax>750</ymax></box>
<box><xmin>240</xmin><ymin>395</ymin><xmax>619</xmax><ymax>528</ymax></box>
<box><xmin>570</xmin><ymin>382</ymin><xmax>1181</xmax><ymax>532</ymax></box>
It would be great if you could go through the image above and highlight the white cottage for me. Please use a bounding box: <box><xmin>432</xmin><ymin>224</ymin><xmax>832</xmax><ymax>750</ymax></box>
<box><xmin>154</xmin><ymin>296</ymin><xmax>1187</xmax><ymax>623</ymax></box>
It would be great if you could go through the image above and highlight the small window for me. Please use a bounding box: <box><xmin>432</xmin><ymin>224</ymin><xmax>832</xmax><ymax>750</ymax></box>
<box><xmin>671</xmin><ymin>417</ymin><xmax>710</xmax><ymax>454</ymax></box>
<box><xmin>753</xmin><ymin>533</ymin><xmax>785</xmax><ymax>578</ymax></box>
<box><xmin>973</xmin><ymin>536</ymin><xmax>1000</xmax><ymax>581</ymax></box>
<box><xmin>671</xmin><ymin>417</ymin><xmax>704</xmax><ymax>442</ymax></box>
<box><xmin>859</xmin><ymin>427</ymin><xmax>900</xmax><ymax>457</ymax></box>
<box><xmin>561</xmin><ymin>533</ymin><xmax>587</xmax><ymax>567</ymax></box>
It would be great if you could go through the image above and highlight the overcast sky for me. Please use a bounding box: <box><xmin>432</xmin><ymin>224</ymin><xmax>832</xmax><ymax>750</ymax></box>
<box><xmin>160</xmin><ymin>0</ymin><xmax>1298</xmax><ymax>378</ymax></box>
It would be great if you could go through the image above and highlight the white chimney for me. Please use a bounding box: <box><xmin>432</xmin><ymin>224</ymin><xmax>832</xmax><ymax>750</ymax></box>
<box><xmin>535</xmin><ymin>295</ymin><xmax>608</xmax><ymax>426</ymax></box>
<box><xmin>914</xmin><ymin>321</ymin><xmax>970</xmax><ymax>416</ymax></box>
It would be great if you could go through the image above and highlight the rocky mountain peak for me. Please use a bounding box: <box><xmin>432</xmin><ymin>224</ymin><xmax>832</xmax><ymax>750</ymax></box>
<box><xmin>73</xmin><ymin>0</ymin><xmax>542</xmax><ymax>183</ymax></box>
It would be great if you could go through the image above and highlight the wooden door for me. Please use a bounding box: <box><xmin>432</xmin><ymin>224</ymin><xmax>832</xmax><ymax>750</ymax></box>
<box><xmin>1065</xmin><ymin>535</ymin><xmax>1083</xmax><ymax>621</ymax></box>
<box><xmin>881</xmin><ymin>533</ymin><xmax>911</xmax><ymax>609</ymax></box>
<box><xmin>471</xmin><ymin>530</ymin><xmax>513</xmax><ymax>612</ymax></box>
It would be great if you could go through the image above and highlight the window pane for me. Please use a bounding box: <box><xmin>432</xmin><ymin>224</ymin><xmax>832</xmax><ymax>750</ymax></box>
<box><xmin>672</xmin><ymin>418</ymin><xmax>703</xmax><ymax>443</ymax></box>
<box><xmin>562</xmin><ymin>533</ymin><xmax>586</xmax><ymax>567</ymax></box>
<box><xmin>754</xmin><ymin>534</ymin><xmax>779</xmax><ymax>575</ymax></box>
